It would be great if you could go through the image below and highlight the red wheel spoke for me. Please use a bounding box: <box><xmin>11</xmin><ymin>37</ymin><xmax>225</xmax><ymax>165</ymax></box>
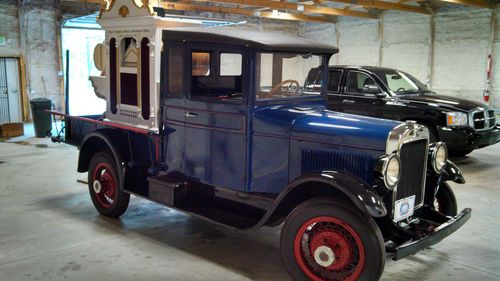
<box><xmin>92</xmin><ymin>163</ymin><xmax>116</xmax><ymax>209</ymax></box>
<box><xmin>294</xmin><ymin>217</ymin><xmax>365</xmax><ymax>281</ymax></box>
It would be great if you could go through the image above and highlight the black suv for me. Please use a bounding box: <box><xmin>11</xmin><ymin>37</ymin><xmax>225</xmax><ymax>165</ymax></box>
<box><xmin>305</xmin><ymin>66</ymin><xmax>500</xmax><ymax>156</ymax></box>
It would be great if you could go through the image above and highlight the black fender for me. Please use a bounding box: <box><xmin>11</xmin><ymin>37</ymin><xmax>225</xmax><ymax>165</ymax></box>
<box><xmin>254</xmin><ymin>171</ymin><xmax>387</xmax><ymax>229</ymax></box>
<box><xmin>78</xmin><ymin>130</ymin><xmax>129</xmax><ymax>189</ymax></box>
<box><xmin>440</xmin><ymin>160</ymin><xmax>465</xmax><ymax>184</ymax></box>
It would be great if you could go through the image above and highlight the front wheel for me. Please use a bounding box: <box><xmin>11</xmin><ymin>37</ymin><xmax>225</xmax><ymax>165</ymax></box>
<box><xmin>280</xmin><ymin>198</ymin><xmax>385</xmax><ymax>281</ymax></box>
<box><xmin>88</xmin><ymin>152</ymin><xmax>130</xmax><ymax>218</ymax></box>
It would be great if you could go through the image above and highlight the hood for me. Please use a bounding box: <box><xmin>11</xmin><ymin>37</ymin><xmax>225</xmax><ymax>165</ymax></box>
<box><xmin>397</xmin><ymin>93</ymin><xmax>485</xmax><ymax>112</ymax></box>
<box><xmin>253</xmin><ymin>103</ymin><xmax>400</xmax><ymax>152</ymax></box>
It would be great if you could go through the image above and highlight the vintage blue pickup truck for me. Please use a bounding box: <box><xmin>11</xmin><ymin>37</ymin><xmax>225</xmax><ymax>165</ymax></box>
<box><xmin>51</xmin><ymin>2</ymin><xmax>471</xmax><ymax>280</ymax></box>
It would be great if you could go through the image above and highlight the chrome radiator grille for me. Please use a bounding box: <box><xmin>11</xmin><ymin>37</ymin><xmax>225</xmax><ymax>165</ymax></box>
<box><xmin>472</xmin><ymin>109</ymin><xmax>496</xmax><ymax>131</ymax></box>
<box><xmin>394</xmin><ymin>139</ymin><xmax>428</xmax><ymax>208</ymax></box>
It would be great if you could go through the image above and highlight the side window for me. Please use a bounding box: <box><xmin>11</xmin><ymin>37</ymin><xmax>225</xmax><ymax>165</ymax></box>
<box><xmin>192</xmin><ymin>52</ymin><xmax>210</xmax><ymax>76</ymax></box>
<box><xmin>220</xmin><ymin>53</ymin><xmax>242</xmax><ymax>76</ymax></box>
<box><xmin>328</xmin><ymin>70</ymin><xmax>342</xmax><ymax>92</ymax></box>
<box><xmin>167</xmin><ymin>47</ymin><xmax>185</xmax><ymax>97</ymax></box>
<box><xmin>191</xmin><ymin>51</ymin><xmax>243</xmax><ymax>103</ymax></box>
<box><xmin>346</xmin><ymin>71</ymin><xmax>377</xmax><ymax>94</ymax></box>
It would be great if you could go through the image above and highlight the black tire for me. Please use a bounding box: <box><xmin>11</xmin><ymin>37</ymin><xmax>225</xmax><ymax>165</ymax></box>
<box><xmin>449</xmin><ymin>149</ymin><xmax>473</xmax><ymax>157</ymax></box>
<box><xmin>280</xmin><ymin>198</ymin><xmax>385</xmax><ymax>281</ymax></box>
<box><xmin>434</xmin><ymin>183</ymin><xmax>458</xmax><ymax>217</ymax></box>
<box><xmin>88</xmin><ymin>152</ymin><xmax>130</xmax><ymax>218</ymax></box>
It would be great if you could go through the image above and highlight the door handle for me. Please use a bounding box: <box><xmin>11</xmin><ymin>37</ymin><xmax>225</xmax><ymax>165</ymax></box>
<box><xmin>185</xmin><ymin>112</ymin><xmax>198</xmax><ymax>118</ymax></box>
<box><xmin>342</xmin><ymin>99</ymin><xmax>355</xmax><ymax>104</ymax></box>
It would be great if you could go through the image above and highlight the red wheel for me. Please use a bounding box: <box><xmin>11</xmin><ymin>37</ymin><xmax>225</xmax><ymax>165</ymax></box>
<box><xmin>88</xmin><ymin>152</ymin><xmax>130</xmax><ymax>218</ymax></box>
<box><xmin>281</xmin><ymin>198</ymin><xmax>384</xmax><ymax>281</ymax></box>
<box><xmin>91</xmin><ymin>162</ymin><xmax>117</xmax><ymax>209</ymax></box>
<box><xmin>294</xmin><ymin>217</ymin><xmax>365</xmax><ymax>281</ymax></box>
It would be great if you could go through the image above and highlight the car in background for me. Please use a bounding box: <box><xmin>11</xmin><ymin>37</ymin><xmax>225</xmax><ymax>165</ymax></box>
<box><xmin>305</xmin><ymin>65</ymin><xmax>500</xmax><ymax>156</ymax></box>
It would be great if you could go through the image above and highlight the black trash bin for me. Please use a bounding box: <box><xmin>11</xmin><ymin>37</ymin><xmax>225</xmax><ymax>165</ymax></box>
<box><xmin>30</xmin><ymin>98</ymin><xmax>52</xmax><ymax>138</ymax></box>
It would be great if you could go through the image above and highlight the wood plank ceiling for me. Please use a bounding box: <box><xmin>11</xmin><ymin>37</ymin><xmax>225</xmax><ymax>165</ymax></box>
<box><xmin>63</xmin><ymin>0</ymin><xmax>496</xmax><ymax>23</ymax></box>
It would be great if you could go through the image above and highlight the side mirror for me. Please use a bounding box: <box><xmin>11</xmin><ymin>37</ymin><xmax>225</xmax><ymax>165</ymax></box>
<box><xmin>363</xmin><ymin>84</ymin><xmax>382</xmax><ymax>95</ymax></box>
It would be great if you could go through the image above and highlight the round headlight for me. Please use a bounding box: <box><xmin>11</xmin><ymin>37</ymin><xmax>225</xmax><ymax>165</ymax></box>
<box><xmin>383</xmin><ymin>154</ymin><xmax>401</xmax><ymax>189</ymax></box>
<box><xmin>432</xmin><ymin>142</ymin><xmax>448</xmax><ymax>172</ymax></box>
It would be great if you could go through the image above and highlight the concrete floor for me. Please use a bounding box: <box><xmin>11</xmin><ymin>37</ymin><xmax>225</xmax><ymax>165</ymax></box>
<box><xmin>1</xmin><ymin>128</ymin><xmax>500</xmax><ymax>281</ymax></box>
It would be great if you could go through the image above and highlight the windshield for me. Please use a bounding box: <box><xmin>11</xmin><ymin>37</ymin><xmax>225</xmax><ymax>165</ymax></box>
<box><xmin>372</xmin><ymin>69</ymin><xmax>428</xmax><ymax>94</ymax></box>
<box><xmin>256</xmin><ymin>52</ymin><xmax>323</xmax><ymax>100</ymax></box>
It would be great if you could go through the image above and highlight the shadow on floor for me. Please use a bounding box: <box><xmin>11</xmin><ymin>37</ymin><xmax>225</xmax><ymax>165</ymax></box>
<box><xmin>37</xmin><ymin>189</ymin><xmax>449</xmax><ymax>281</ymax></box>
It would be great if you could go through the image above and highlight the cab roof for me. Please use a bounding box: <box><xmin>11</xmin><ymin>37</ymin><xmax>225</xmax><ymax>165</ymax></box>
<box><xmin>163</xmin><ymin>27</ymin><xmax>339</xmax><ymax>55</ymax></box>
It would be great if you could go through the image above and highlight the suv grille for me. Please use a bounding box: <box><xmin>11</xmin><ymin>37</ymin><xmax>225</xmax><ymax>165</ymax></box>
<box><xmin>395</xmin><ymin>139</ymin><xmax>428</xmax><ymax>209</ymax></box>
<box><xmin>472</xmin><ymin>109</ymin><xmax>496</xmax><ymax>131</ymax></box>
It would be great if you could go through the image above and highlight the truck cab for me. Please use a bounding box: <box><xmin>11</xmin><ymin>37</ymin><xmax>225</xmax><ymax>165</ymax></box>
<box><xmin>51</xmin><ymin>1</ymin><xmax>471</xmax><ymax>280</ymax></box>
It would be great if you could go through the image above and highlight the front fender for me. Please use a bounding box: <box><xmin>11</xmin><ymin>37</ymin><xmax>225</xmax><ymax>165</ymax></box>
<box><xmin>256</xmin><ymin>171</ymin><xmax>387</xmax><ymax>229</ymax></box>
<box><xmin>440</xmin><ymin>160</ymin><xmax>465</xmax><ymax>184</ymax></box>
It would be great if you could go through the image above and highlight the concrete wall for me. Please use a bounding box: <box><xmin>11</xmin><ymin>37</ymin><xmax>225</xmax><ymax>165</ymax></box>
<box><xmin>0</xmin><ymin>0</ymin><xmax>21</xmax><ymax>57</ymax></box>
<box><xmin>303</xmin><ymin>6</ymin><xmax>500</xmax><ymax>109</ymax></box>
<box><xmin>21</xmin><ymin>0</ymin><xmax>62</xmax><ymax>110</ymax></box>
<box><xmin>0</xmin><ymin>0</ymin><xmax>98</xmax><ymax>115</ymax></box>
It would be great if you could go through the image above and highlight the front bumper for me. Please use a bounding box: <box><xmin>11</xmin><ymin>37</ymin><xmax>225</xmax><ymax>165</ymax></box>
<box><xmin>388</xmin><ymin>208</ymin><xmax>471</xmax><ymax>260</ymax></box>
<box><xmin>438</xmin><ymin>125</ymin><xmax>500</xmax><ymax>150</ymax></box>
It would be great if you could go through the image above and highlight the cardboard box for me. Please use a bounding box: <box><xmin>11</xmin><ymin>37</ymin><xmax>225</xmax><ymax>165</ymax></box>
<box><xmin>0</xmin><ymin>122</ymin><xmax>24</xmax><ymax>138</ymax></box>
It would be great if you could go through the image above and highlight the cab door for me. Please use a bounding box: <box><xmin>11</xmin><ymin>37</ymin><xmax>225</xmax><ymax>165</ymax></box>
<box><xmin>163</xmin><ymin>43</ymin><xmax>187</xmax><ymax>175</ymax></box>
<box><xmin>184</xmin><ymin>45</ymin><xmax>249</xmax><ymax>191</ymax></box>
<box><xmin>339</xmin><ymin>70</ymin><xmax>387</xmax><ymax>117</ymax></box>
<box><xmin>326</xmin><ymin>69</ymin><xmax>344</xmax><ymax>112</ymax></box>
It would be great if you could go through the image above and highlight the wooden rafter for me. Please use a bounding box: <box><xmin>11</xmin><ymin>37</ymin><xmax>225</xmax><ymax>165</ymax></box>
<box><xmin>399</xmin><ymin>0</ymin><xmax>493</xmax><ymax>9</ymax></box>
<box><xmin>160</xmin><ymin>2</ymin><xmax>338</xmax><ymax>23</ymax></box>
<box><xmin>325</xmin><ymin>0</ymin><xmax>431</xmax><ymax>14</ymax></box>
<box><xmin>434</xmin><ymin>0</ymin><xmax>494</xmax><ymax>9</ymax></box>
<box><xmin>189</xmin><ymin>0</ymin><xmax>376</xmax><ymax>18</ymax></box>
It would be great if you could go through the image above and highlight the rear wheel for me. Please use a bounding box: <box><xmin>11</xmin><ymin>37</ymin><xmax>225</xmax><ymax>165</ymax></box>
<box><xmin>434</xmin><ymin>183</ymin><xmax>458</xmax><ymax>217</ymax></box>
<box><xmin>280</xmin><ymin>198</ymin><xmax>385</xmax><ymax>281</ymax></box>
<box><xmin>88</xmin><ymin>152</ymin><xmax>130</xmax><ymax>218</ymax></box>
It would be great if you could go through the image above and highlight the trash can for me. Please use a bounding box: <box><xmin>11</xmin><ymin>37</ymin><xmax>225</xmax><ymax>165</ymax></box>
<box><xmin>30</xmin><ymin>98</ymin><xmax>52</xmax><ymax>138</ymax></box>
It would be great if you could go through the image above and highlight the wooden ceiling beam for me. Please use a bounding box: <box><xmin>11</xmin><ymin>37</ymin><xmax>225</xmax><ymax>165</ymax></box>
<box><xmin>327</xmin><ymin>0</ymin><xmax>431</xmax><ymax>14</ymax></box>
<box><xmin>434</xmin><ymin>0</ymin><xmax>494</xmax><ymax>9</ymax></box>
<box><xmin>190</xmin><ymin>0</ymin><xmax>376</xmax><ymax>18</ymax></box>
<box><xmin>160</xmin><ymin>2</ymin><xmax>338</xmax><ymax>23</ymax></box>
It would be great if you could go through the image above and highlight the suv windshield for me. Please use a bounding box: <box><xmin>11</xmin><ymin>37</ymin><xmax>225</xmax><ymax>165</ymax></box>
<box><xmin>372</xmin><ymin>69</ymin><xmax>428</xmax><ymax>94</ymax></box>
<box><xmin>256</xmin><ymin>52</ymin><xmax>323</xmax><ymax>100</ymax></box>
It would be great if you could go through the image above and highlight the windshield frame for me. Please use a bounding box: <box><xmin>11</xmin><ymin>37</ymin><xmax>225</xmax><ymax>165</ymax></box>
<box><xmin>254</xmin><ymin>51</ymin><xmax>330</xmax><ymax>104</ymax></box>
<box><xmin>371</xmin><ymin>69</ymin><xmax>429</xmax><ymax>95</ymax></box>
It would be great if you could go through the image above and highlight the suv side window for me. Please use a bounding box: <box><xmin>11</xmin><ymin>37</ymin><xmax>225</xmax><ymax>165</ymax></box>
<box><xmin>346</xmin><ymin>71</ymin><xmax>377</xmax><ymax>95</ymax></box>
<box><xmin>328</xmin><ymin>70</ymin><xmax>343</xmax><ymax>92</ymax></box>
<box><xmin>191</xmin><ymin>51</ymin><xmax>243</xmax><ymax>103</ymax></box>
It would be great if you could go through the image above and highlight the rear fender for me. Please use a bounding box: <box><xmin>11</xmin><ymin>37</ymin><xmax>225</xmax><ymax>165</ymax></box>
<box><xmin>78</xmin><ymin>130</ymin><xmax>129</xmax><ymax>189</ymax></box>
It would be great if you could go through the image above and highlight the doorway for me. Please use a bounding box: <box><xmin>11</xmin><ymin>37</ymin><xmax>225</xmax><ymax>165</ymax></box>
<box><xmin>0</xmin><ymin>58</ymin><xmax>22</xmax><ymax>123</ymax></box>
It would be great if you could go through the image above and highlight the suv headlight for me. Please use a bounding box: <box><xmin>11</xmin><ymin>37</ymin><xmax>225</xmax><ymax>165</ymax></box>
<box><xmin>380</xmin><ymin>154</ymin><xmax>401</xmax><ymax>190</ymax></box>
<box><xmin>446</xmin><ymin>112</ymin><xmax>468</xmax><ymax>127</ymax></box>
<box><xmin>430</xmin><ymin>142</ymin><xmax>447</xmax><ymax>172</ymax></box>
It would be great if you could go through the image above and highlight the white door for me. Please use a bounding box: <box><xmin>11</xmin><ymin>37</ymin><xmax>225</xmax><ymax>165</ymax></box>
<box><xmin>0</xmin><ymin>58</ymin><xmax>22</xmax><ymax>123</ymax></box>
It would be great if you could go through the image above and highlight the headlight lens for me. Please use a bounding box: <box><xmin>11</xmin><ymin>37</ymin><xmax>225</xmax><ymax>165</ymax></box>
<box><xmin>383</xmin><ymin>154</ymin><xmax>401</xmax><ymax>189</ymax></box>
<box><xmin>432</xmin><ymin>142</ymin><xmax>448</xmax><ymax>172</ymax></box>
<box><xmin>446</xmin><ymin>112</ymin><xmax>468</xmax><ymax>127</ymax></box>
